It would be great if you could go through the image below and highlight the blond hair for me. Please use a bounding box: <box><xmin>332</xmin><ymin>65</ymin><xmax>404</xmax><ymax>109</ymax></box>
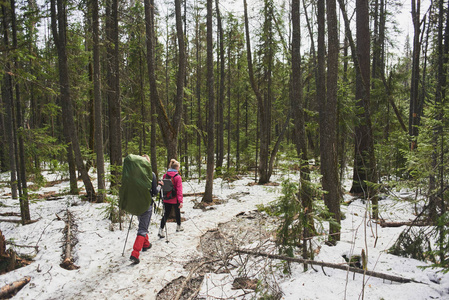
<box><xmin>168</xmin><ymin>159</ymin><xmax>180</xmax><ymax>169</ymax></box>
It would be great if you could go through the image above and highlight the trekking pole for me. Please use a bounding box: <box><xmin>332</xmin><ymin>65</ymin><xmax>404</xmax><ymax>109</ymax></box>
<box><xmin>122</xmin><ymin>215</ymin><xmax>133</xmax><ymax>256</ymax></box>
<box><xmin>165</xmin><ymin>219</ymin><xmax>169</xmax><ymax>244</ymax></box>
<box><xmin>161</xmin><ymin>203</ymin><xmax>169</xmax><ymax>244</ymax></box>
<box><xmin>156</xmin><ymin>188</ymin><xmax>163</xmax><ymax>215</ymax></box>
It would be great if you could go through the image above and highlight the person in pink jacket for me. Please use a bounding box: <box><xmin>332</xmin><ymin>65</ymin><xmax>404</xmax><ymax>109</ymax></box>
<box><xmin>158</xmin><ymin>159</ymin><xmax>183</xmax><ymax>238</ymax></box>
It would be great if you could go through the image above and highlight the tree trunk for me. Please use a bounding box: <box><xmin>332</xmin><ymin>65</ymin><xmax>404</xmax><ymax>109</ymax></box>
<box><xmin>348</xmin><ymin>0</ymin><xmax>378</xmax><ymax>218</ymax></box>
<box><xmin>144</xmin><ymin>0</ymin><xmax>185</xmax><ymax>164</ymax></box>
<box><xmin>432</xmin><ymin>0</ymin><xmax>448</xmax><ymax>262</ymax></box>
<box><xmin>50</xmin><ymin>0</ymin><xmax>96</xmax><ymax>201</ymax></box>
<box><xmin>215</xmin><ymin>0</ymin><xmax>225</xmax><ymax>174</ymax></box>
<box><xmin>409</xmin><ymin>0</ymin><xmax>421</xmax><ymax>150</ymax></box>
<box><xmin>339</xmin><ymin>36</ymin><xmax>349</xmax><ymax>188</ymax></box>
<box><xmin>322</xmin><ymin>0</ymin><xmax>341</xmax><ymax>244</ymax></box>
<box><xmin>85</xmin><ymin>9</ymin><xmax>95</xmax><ymax>171</ymax></box>
<box><xmin>243</xmin><ymin>0</ymin><xmax>270</xmax><ymax>185</ymax></box>
<box><xmin>339</xmin><ymin>0</ymin><xmax>378</xmax><ymax>214</ymax></box>
<box><xmin>291</xmin><ymin>0</ymin><xmax>314</xmax><ymax>265</ymax></box>
<box><xmin>11</xmin><ymin>0</ymin><xmax>31</xmax><ymax>222</ymax></box>
<box><xmin>227</xmin><ymin>31</ymin><xmax>232</xmax><ymax>172</ymax></box>
<box><xmin>92</xmin><ymin>0</ymin><xmax>105</xmax><ymax>202</ymax></box>
<box><xmin>106</xmin><ymin>0</ymin><xmax>122</xmax><ymax>191</ymax></box>
<box><xmin>2</xmin><ymin>4</ymin><xmax>18</xmax><ymax>200</ymax></box>
<box><xmin>172</xmin><ymin>0</ymin><xmax>186</xmax><ymax>161</ymax></box>
<box><xmin>143</xmin><ymin>0</ymin><xmax>159</xmax><ymax>177</ymax></box>
<box><xmin>195</xmin><ymin>11</ymin><xmax>203</xmax><ymax>180</ymax></box>
<box><xmin>0</xmin><ymin>95</ymin><xmax>6</xmax><ymax>172</ymax></box>
<box><xmin>236</xmin><ymin>54</ymin><xmax>241</xmax><ymax>172</ymax></box>
<box><xmin>202</xmin><ymin>0</ymin><xmax>215</xmax><ymax>203</ymax></box>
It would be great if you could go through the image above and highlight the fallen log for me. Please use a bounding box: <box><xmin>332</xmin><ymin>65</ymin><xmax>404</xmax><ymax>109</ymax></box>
<box><xmin>183</xmin><ymin>192</ymin><xmax>205</xmax><ymax>197</ymax></box>
<box><xmin>46</xmin><ymin>197</ymin><xmax>64</xmax><ymax>201</ymax></box>
<box><xmin>60</xmin><ymin>210</ymin><xmax>79</xmax><ymax>270</ymax></box>
<box><xmin>0</xmin><ymin>212</ymin><xmax>20</xmax><ymax>217</ymax></box>
<box><xmin>0</xmin><ymin>276</ymin><xmax>31</xmax><ymax>298</ymax></box>
<box><xmin>235</xmin><ymin>249</ymin><xmax>420</xmax><ymax>284</ymax></box>
<box><xmin>378</xmin><ymin>220</ymin><xmax>430</xmax><ymax>228</ymax></box>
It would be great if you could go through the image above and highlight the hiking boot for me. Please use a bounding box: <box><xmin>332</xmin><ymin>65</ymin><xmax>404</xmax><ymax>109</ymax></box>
<box><xmin>176</xmin><ymin>224</ymin><xmax>184</xmax><ymax>232</ymax></box>
<box><xmin>143</xmin><ymin>242</ymin><xmax>152</xmax><ymax>252</ymax></box>
<box><xmin>158</xmin><ymin>228</ymin><xmax>165</xmax><ymax>238</ymax></box>
<box><xmin>130</xmin><ymin>255</ymin><xmax>140</xmax><ymax>264</ymax></box>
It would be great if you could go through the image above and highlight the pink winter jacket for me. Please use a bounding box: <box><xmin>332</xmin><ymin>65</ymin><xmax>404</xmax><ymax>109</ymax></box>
<box><xmin>162</xmin><ymin>171</ymin><xmax>183</xmax><ymax>204</ymax></box>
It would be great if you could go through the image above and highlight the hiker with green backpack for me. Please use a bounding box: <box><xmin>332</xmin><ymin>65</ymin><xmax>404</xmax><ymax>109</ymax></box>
<box><xmin>158</xmin><ymin>159</ymin><xmax>184</xmax><ymax>238</ymax></box>
<box><xmin>119</xmin><ymin>154</ymin><xmax>161</xmax><ymax>264</ymax></box>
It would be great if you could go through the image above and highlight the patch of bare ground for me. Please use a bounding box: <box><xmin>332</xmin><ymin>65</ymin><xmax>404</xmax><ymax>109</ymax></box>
<box><xmin>156</xmin><ymin>210</ymin><xmax>276</xmax><ymax>300</ymax></box>
<box><xmin>191</xmin><ymin>196</ymin><xmax>226</xmax><ymax>210</ymax></box>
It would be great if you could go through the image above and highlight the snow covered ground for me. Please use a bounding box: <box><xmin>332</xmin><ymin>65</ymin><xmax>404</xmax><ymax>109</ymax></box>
<box><xmin>1</xmin><ymin>168</ymin><xmax>449</xmax><ymax>299</ymax></box>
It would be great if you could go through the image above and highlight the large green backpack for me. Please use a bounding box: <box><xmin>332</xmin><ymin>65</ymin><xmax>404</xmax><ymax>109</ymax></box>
<box><xmin>119</xmin><ymin>154</ymin><xmax>153</xmax><ymax>215</ymax></box>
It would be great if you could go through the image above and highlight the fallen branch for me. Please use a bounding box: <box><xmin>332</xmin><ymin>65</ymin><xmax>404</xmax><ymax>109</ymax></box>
<box><xmin>186</xmin><ymin>287</ymin><xmax>201</xmax><ymax>300</ymax></box>
<box><xmin>46</xmin><ymin>197</ymin><xmax>64</xmax><ymax>201</ymax></box>
<box><xmin>0</xmin><ymin>219</ymin><xmax>38</xmax><ymax>224</ymax></box>
<box><xmin>183</xmin><ymin>192</ymin><xmax>204</xmax><ymax>197</ymax></box>
<box><xmin>0</xmin><ymin>212</ymin><xmax>20</xmax><ymax>217</ymax></box>
<box><xmin>0</xmin><ymin>276</ymin><xmax>31</xmax><ymax>298</ymax></box>
<box><xmin>236</xmin><ymin>249</ymin><xmax>420</xmax><ymax>284</ymax></box>
<box><xmin>60</xmin><ymin>209</ymin><xmax>79</xmax><ymax>270</ymax></box>
<box><xmin>5</xmin><ymin>242</ymin><xmax>39</xmax><ymax>252</ymax></box>
<box><xmin>174</xmin><ymin>261</ymin><xmax>208</xmax><ymax>300</ymax></box>
<box><xmin>378</xmin><ymin>220</ymin><xmax>430</xmax><ymax>228</ymax></box>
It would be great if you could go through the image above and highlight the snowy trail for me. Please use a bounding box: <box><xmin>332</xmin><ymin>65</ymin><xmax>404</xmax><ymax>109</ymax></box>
<box><xmin>2</xmin><ymin>171</ymin><xmax>449</xmax><ymax>299</ymax></box>
<box><xmin>1</xmin><ymin>175</ymin><xmax>281</xmax><ymax>299</ymax></box>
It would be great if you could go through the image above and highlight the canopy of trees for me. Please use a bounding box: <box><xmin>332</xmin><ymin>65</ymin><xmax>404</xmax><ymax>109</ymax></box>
<box><xmin>1</xmin><ymin>0</ymin><xmax>448</xmax><ymax>250</ymax></box>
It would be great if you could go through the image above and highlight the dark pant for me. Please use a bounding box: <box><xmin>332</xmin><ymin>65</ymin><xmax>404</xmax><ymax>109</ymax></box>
<box><xmin>160</xmin><ymin>203</ymin><xmax>181</xmax><ymax>229</ymax></box>
<box><xmin>137</xmin><ymin>205</ymin><xmax>153</xmax><ymax>236</ymax></box>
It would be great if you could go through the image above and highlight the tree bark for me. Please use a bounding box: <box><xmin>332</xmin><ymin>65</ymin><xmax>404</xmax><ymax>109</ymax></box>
<box><xmin>50</xmin><ymin>0</ymin><xmax>96</xmax><ymax>201</ymax></box>
<box><xmin>202</xmin><ymin>0</ymin><xmax>215</xmax><ymax>203</ymax></box>
<box><xmin>195</xmin><ymin>10</ymin><xmax>203</xmax><ymax>180</ymax></box>
<box><xmin>291</xmin><ymin>0</ymin><xmax>314</xmax><ymax>265</ymax></box>
<box><xmin>243</xmin><ymin>0</ymin><xmax>271</xmax><ymax>185</ymax></box>
<box><xmin>320</xmin><ymin>0</ymin><xmax>341</xmax><ymax>244</ymax></box>
<box><xmin>0</xmin><ymin>94</ymin><xmax>6</xmax><ymax>172</ymax></box>
<box><xmin>106</xmin><ymin>0</ymin><xmax>122</xmax><ymax>191</ymax></box>
<box><xmin>1</xmin><ymin>4</ymin><xmax>18</xmax><ymax>200</ymax></box>
<box><xmin>215</xmin><ymin>0</ymin><xmax>225</xmax><ymax>174</ymax></box>
<box><xmin>346</xmin><ymin>0</ymin><xmax>378</xmax><ymax>218</ymax></box>
<box><xmin>0</xmin><ymin>277</ymin><xmax>31</xmax><ymax>298</ymax></box>
<box><xmin>11</xmin><ymin>0</ymin><xmax>31</xmax><ymax>222</ymax></box>
<box><xmin>92</xmin><ymin>0</ymin><xmax>105</xmax><ymax>202</ymax></box>
<box><xmin>172</xmin><ymin>0</ymin><xmax>186</xmax><ymax>161</ymax></box>
<box><xmin>338</xmin><ymin>0</ymin><xmax>378</xmax><ymax>218</ymax></box>
<box><xmin>409</xmin><ymin>0</ymin><xmax>421</xmax><ymax>150</ymax></box>
<box><xmin>144</xmin><ymin>0</ymin><xmax>159</xmax><ymax>177</ymax></box>
<box><xmin>144</xmin><ymin>0</ymin><xmax>185</xmax><ymax>164</ymax></box>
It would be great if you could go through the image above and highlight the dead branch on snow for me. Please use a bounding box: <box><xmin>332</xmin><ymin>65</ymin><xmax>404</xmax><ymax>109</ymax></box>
<box><xmin>236</xmin><ymin>249</ymin><xmax>422</xmax><ymax>284</ymax></box>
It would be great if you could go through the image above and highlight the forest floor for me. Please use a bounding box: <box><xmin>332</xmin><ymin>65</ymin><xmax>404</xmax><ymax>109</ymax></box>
<box><xmin>1</xmin><ymin>168</ymin><xmax>449</xmax><ymax>299</ymax></box>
